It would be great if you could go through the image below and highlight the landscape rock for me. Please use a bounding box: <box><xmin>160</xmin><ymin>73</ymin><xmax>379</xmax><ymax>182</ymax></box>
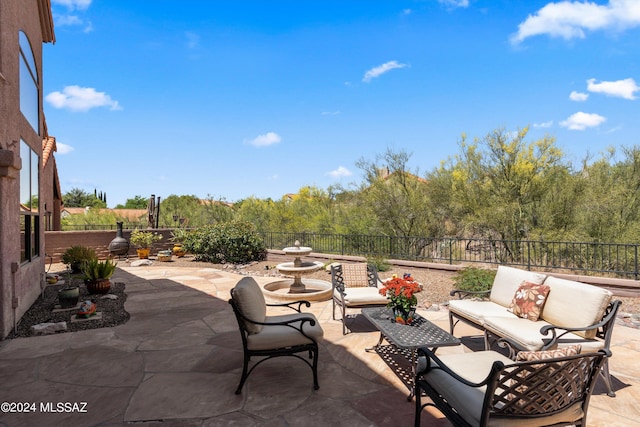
<box><xmin>31</xmin><ymin>321</ymin><xmax>67</xmax><ymax>335</ymax></box>
<box><xmin>130</xmin><ymin>259</ymin><xmax>153</xmax><ymax>267</ymax></box>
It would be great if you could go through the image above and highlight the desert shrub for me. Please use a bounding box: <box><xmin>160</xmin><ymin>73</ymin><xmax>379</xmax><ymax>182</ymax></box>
<box><xmin>183</xmin><ymin>220</ymin><xmax>266</xmax><ymax>264</ymax></box>
<box><xmin>61</xmin><ymin>245</ymin><xmax>97</xmax><ymax>273</ymax></box>
<box><xmin>367</xmin><ymin>256</ymin><xmax>392</xmax><ymax>272</ymax></box>
<box><xmin>453</xmin><ymin>266</ymin><xmax>496</xmax><ymax>293</ymax></box>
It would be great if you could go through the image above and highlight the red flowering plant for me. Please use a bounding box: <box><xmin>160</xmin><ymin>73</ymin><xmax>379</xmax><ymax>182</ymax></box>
<box><xmin>379</xmin><ymin>275</ymin><xmax>421</xmax><ymax>313</ymax></box>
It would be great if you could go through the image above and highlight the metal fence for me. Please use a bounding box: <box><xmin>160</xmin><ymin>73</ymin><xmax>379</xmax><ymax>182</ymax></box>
<box><xmin>62</xmin><ymin>222</ymin><xmax>149</xmax><ymax>231</ymax></box>
<box><xmin>58</xmin><ymin>226</ymin><xmax>640</xmax><ymax>279</ymax></box>
<box><xmin>259</xmin><ymin>232</ymin><xmax>640</xmax><ymax>280</ymax></box>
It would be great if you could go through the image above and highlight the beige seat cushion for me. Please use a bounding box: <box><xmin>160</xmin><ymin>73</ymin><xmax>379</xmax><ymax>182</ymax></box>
<box><xmin>246</xmin><ymin>312</ymin><xmax>323</xmax><ymax>350</ymax></box>
<box><xmin>232</xmin><ymin>277</ymin><xmax>266</xmax><ymax>334</ymax></box>
<box><xmin>335</xmin><ymin>287</ymin><xmax>388</xmax><ymax>306</ymax></box>
<box><xmin>340</xmin><ymin>263</ymin><xmax>370</xmax><ymax>288</ymax></box>
<box><xmin>541</xmin><ymin>276</ymin><xmax>612</xmax><ymax>339</ymax></box>
<box><xmin>483</xmin><ymin>315</ymin><xmax>590</xmax><ymax>351</ymax></box>
<box><xmin>489</xmin><ymin>266</ymin><xmax>547</xmax><ymax>308</ymax></box>
<box><xmin>423</xmin><ymin>351</ymin><xmax>584</xmax><ymax>427</ymax></box>
<box><xmin>448</xmin><ymin>300</ymin><xmax>515</xmax><ymax>327</ymax></box>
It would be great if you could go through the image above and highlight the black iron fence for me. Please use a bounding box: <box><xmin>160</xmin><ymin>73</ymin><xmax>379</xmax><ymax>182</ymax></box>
<box><xmin>58</xmin><ymin>226</ymin><xmax>640</xmax><ymax>279</ymax></box>
<box><xmin>259</xmin><ymin>232</ymin><xmax>640</xmax><ymax>280</ymax></box>
<box><xmin>62</xmin><ymin>223</ymin><xmax>149</xmax><ymax>231</ymax></box>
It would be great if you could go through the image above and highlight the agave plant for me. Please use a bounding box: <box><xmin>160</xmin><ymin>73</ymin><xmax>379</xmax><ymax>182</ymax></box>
<box><xmin>82</xmin><ymin>258</ymin><xmax>116</xmax><ymax>281</ymax></box>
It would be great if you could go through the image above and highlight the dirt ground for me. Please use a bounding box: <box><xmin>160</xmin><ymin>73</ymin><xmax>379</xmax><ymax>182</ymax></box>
<box><xmin>157</xmin><ymin>252</ymin><xmax>640</xmax><ymax>314</ymax></box>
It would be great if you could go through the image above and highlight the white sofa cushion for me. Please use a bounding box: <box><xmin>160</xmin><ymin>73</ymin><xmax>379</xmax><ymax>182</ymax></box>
<box><xmin>448</xmin><ymin>299</ymin><xmax>515</xmax><ymax>327</ymax></box>
<box><xmin>490</xmin><ymin>266</ymin><xmax>547</xmax><ymax>307</ymax></box>
<box><xmin>246</xmin><ymin>312</ymin><xmax>323</xmax><ymax>350</ymax></box>
<box><xmin>335</xmin><ymin>287</ymin><xmax>388</xmax><ymax>306</ymax></box>
<box><xmin>541</xmin><ymin>276</ymin><xmax>612</xmax><ymax>339</ymax></box>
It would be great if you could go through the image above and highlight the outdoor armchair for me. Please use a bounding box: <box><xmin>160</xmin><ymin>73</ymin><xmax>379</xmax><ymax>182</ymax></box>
<box><xmin>229</xmin><ymin>276</ymin><xmax>323</xmax><ymax>394</ymax></box>
<box><xmin>331</xmin><ymin>263</ymin><xmax>388</xmax><ymax>334</ymax></box>
<box><xmin>414</xmin><ymin>347</ymin><xmax>609</xmax><ymax>427</ymax></box>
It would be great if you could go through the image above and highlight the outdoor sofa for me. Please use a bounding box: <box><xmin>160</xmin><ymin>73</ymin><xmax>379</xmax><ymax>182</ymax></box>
<box><xmin>448</xmin><ymin>265</ymin><xmax>621</xmax><ymax>397</ymax></box>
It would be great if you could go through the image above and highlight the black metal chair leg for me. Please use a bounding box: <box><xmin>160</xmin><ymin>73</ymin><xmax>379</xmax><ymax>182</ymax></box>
<box><xmin>235</xmin><ymin>355</ymin><xmax>250</xmax><ymax>394</ymax></box>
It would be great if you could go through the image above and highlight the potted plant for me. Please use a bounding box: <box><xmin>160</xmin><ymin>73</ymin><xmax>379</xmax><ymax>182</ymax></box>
<box><xmin>130</xmin><ymin>229</ymin><xmax>162</xmax><ymax>259</ymax></box>
<box><xmin>82</xmin><ymin>258</ymin><xmax>116</xmax><ymax>294</ymax></box>
<box><xmin>378</xmin><ymin>274</ymin><xmax>422</xmax><ymax>324</ymax></box>
<box><xmin>58</xmin><ymin>284</ymin><xmax>80</xmax><ymax>308</ymax></box>
<box><xmin>61</xmin><ymin>245</ymin><xmax>97</xmax><ymax>273</ymax></box>
<box><xmin>170</xmin><ymin>228</ymin><xmax>189</xmax><ymax>257</ymax></box>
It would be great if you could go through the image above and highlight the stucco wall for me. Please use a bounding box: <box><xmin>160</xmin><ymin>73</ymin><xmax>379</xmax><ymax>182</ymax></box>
<box><xmin>44</xmin><ymin>229</ymin><xmax>176</xmax><ymax>263</ymax></box>
<box><xmin>0</xmin><ymin>0</ymin><xmax>52</xmax><ymax>338</ymax></box>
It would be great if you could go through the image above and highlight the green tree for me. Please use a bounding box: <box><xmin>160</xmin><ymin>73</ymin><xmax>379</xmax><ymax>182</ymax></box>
<box><xmin>63</xmin><ymin>188</ymin><xmax>106</xmax><ymax>208</ymax></box>
<box><xmin>355</xmin><ymin>148</ymin><xmax>437</xmax><ymax>238</ymax></box>
<box><xmin>430</xmin><ymin>127</ymin><xmax>563</xmax><ymax>244</ymax></box>
<box><xmin>577</xmin><ymin>146</ymin><xmax>640</xmax><ymax>242</ymax></box>
<box><xmin>115</xmin><ymin>195</ymin><xmax>149</xmax><ymax>209</ymax></box>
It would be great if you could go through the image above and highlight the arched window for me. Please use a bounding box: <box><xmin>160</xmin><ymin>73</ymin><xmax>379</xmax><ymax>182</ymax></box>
<box><xmin>19</xmin><ymin>31</ymin><xmax>39</xmax><ymax>133</ymax></box>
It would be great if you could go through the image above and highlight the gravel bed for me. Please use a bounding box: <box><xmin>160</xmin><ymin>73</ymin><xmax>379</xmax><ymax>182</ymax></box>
<box><xmin>7</xmin><ymin>278</ymin><xmax>129</xmax><ymax>339</ymax></box>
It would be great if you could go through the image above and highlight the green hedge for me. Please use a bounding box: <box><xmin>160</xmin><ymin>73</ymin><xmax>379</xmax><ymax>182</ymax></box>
<box><xmin>183</xmin><ymin>220</ymin><xmax>266</xmax><ymax>264</ymax></box>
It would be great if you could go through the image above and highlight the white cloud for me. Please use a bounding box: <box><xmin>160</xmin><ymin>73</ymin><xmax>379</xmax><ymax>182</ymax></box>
<box><xmin>246</xmin><ymin>132</ymin><xmax>281</xmax><ymax>147</ymax></box>
<box><xmin>52</xmin><ymin>0</ymin><xmax>92</xmax><ymax>10</ymax></box>
<box><xmin>401</xmin><ymin>9</ymin><xmax>412</xmax><ymax>16</ymax></box>
<box><xmin>533</xmin><ymin>121</ymin><xmax>554</xmax><ymax>128</ymax></box>
<box><xmin>569</xmin><ymin>91</ymin><xmax>589</xmax><ymax>101</ymax></box>
<box><xmin>438</xmin><ymin>0</ymin><xmax>470</xmax><ymax>8</ymax></box>
<box><xmin>55</xmin><ymin>15</ymin><xmax>82</xmax><ymax>26</ymax></box>
<box><xmin>587</xmin><ymin>78</ymin><xmax>639</xmax><ymax>99</ymax></box>
<box><xmin>560</xmin><ymin>111</ymin><xmax>606</xmax><ymax>130</ymax></box>
<box><xmin>362</xmin><ymin>61</ymin><xmax>408</xmax><ymax>83</ymax></box>
<box><xmin>321</xmin><ymin>111</ymin><xmax>341</xmax><ymax>116</ymax></box>
<box><xmin>328</xmin><ymin>166</ymin><xmax>352</xmax><ymax>178</ymax></box>
<box><xmin>604</xmin><ymin>125</ymin><xmax>623</xmax><ymax>134</ymax></box>
<box><xmin>185</xmin><ymin>32</ymin><xmax>200</xmax><ymax>50</ymax></box>
<box><xmin>56</xmin><ymin>142</ymin><xmax>74</xmax><ymax>154</ymax></box>
<box><xmin>53</xmin><ymin>14</ymin><xmax>93</xmax><ymax>32</ymax></box>
<box><xmin>45</xmin><ymin>85</ymin><xmax>122</xmax><ymax>112</ymax></box>
<box><xmin>52</xmin><ymin>0</ymin><xmax>93</xmax><ymax>32</ymax></box>
<box><xmin>511</xmin><ymin>0</ymin><xmax>640</xmax><ymax>44</ymax></box>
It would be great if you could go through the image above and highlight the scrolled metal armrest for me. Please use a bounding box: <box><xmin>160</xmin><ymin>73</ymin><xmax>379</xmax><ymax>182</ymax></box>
<box><xmin>496</xmin><ymin>337</ymin><xmax>522</xmax><ymax>359</ymax></box>
<box><xmin>538</xmin><ymin>300</ymin><xmax>621</xmax><ymax>349</ymax></box>
<box><xmin>267</xmin><ymin>300</ymin><xmax>311</xmax><ymax>313</ymax></box>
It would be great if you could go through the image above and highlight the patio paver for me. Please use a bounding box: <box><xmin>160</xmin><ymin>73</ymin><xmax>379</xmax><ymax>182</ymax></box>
<box><xmin>0</xmin><ymin>265</ymin><xmax>638</xmax><ymax>426</ymax></box>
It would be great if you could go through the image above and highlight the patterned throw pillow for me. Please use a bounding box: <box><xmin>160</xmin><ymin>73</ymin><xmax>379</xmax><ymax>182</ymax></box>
<box><xmin>516</xmin><ymin>344</ymin><xmax>582</xmax><ymax>362</ymax></box>
<box><xmin>508</xmin><ymin>281</ymin><xmax>551</xmax><ymax>321</ymax></box>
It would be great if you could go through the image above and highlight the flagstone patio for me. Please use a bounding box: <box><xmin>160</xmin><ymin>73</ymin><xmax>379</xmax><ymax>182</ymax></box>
<box><xmin>0</xmin><ymin>265</ymin><xmax>638</xmax><ymax>426</ymax></box>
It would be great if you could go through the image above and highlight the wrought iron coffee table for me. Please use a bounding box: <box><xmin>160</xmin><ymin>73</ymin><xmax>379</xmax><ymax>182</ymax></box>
<box><xmin>362</xmin><ymin>306</ymin><xmax>461</xmax><ymax>399</ymax></box>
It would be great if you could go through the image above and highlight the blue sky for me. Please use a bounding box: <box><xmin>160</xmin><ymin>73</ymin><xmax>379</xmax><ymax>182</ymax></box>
<box><xmin>44</xmin><ymin>0</ymin><xmax>640</xmax><ymax>207</ymax></box>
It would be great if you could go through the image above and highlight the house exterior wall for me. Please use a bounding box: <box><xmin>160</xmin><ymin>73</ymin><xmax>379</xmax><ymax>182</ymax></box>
<box><xmin>0</xmin><ymin>0</ymin><xmax>54</xmax><ymax>338</ymax></box>
<box><xmin>41</xmin><ymin>144</ymin><xmax>62</xmax><ymax>231</ymax></box>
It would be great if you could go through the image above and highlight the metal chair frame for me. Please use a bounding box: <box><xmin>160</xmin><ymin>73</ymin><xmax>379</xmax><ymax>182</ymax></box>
<box><xmin>229</xmin><ymin>290</ymin><xmax>320</xmax><ymax>394</ymax></box>
<box><xmin>415</xmin><ymin>347</ymin><xmax>609</xmax><ymax>427</ymax></box>
<box><xmin>331</xmin><ymin>263</ymin><xmax>387</xmax><ymax>334</ymax></box>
